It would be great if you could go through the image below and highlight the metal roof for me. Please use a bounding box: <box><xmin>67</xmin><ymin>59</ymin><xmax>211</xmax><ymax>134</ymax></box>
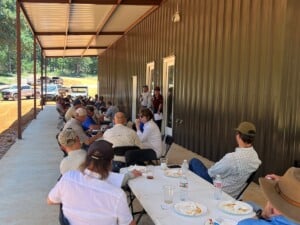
<box><xmin>19</xmin><ymin>0</ymin><xmax>163</xmax><ymax>57</ymax></box>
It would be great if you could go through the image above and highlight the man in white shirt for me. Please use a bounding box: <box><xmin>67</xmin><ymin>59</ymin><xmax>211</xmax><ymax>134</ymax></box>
<box><xmin>189</xmin><ymin>121</ymin><xmax>261</xmax><ymax>198</ymax></box>
<box><xmin>58</xmin><ymin>128</ymin><xmax>87</xmax><ymax>174</ymax></box>
<box><xmin>104</xmin><ymin>112</ymin><xmax>141</xmax><ymax>171</ymax></box>
<box><xmin>104</xmin><ymin>112</ymin><xmax>141</xmax><ymax>148</ymax></box>
<box><xmin>139</xmin><ymin>85</ymin><xmax>152</xmax><ymax>109</ymax></box>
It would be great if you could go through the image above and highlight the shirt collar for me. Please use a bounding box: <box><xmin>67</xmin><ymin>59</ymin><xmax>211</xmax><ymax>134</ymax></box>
<box><xmin>84</xmin><ymin>168</ymin><xmax>101</xmax><ymax>179</ymax></box>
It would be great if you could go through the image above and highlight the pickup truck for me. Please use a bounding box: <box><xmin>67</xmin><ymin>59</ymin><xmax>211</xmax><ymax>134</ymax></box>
<box><xmin>1</xmin><ymin>84</ymin><xmax>40</xmax><ymax>101</ymax></box>
<box><xmin>70</xmin><ymin>85</ymin><xmax>88</xmax><ymax>99</ymax></box>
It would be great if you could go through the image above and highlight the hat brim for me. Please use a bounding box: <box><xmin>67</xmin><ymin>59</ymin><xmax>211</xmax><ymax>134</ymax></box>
<box><xmin>259</xmin><ymin>178</ymin><xmax>300</xmax><ymax>223</ymax></box>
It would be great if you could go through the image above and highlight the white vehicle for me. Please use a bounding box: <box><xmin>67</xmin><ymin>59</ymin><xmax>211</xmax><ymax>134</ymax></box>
<box><xmin>1</xmin><ymin>84</ymin><xmax>40</xmax><ymax>101</ymax></box>
<box><xmin>42</xmin><ymin>84</ymin><xmax>60</xmax><ymax>101</ymax></box>
<box><xmin>70</xmin><ymin>85</ymin><xmax>88</xmax><ymax>99</ymax></box>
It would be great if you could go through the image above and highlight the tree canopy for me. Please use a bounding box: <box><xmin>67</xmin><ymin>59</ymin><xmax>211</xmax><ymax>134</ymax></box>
<box><xmin>0</xmin><ymin>0</ymin><xmax>97</xmax><ymax>77</ymax></box>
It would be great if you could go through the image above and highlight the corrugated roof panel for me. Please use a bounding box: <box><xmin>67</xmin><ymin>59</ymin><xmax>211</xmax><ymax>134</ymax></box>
<box><xmin>23</xmin><ymin>3</ymin><xmax>68</xmax><ymax>32</ymax></box>
<box><xmin>44</xmin><ymin>50</ymin><xmax>65</xmax><ymax>57</ymax></box>
<box><xmin>85</xmin><ymin>49</ymin><xmax>105</xmax><ymax>55</ymax></box>
<box><xmin>102</xmin><ymin>5</ymin><xmax>153</xmax><ymax>32</ymax></box>
<box><xmin>67</xmin><ymin>35</ymin><xmax>93</xmax><ymax>47</ymax></box>
<box><xmin>69</xmin><ymin>4</ymin><xmax>115</xmax><ymax>32</ymax></box>
<box><xmin>92</xmin><ymin>35</ymin><xmax>123</xmax><ymax>46</ymax></box>
<box><xmin>38</xmin><ymin>36</ymin><xmax>65</xmax><ymax>48</ymax></box>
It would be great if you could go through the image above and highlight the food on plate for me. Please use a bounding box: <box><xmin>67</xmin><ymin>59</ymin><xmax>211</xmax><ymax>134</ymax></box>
<box><xmin>164</xmin><ymin>168</ymin><xmax>183</xmax><ymax>177</ymax></box>
<box><xmin>127</xmin><ymin>165</ymin><xmax>147</xmax><ymax>173</ymax></box>
<box><xmin>219</xmin><ymin>201</ymin><xmax>252</xmax><ymax>215</ymax></box>
<box><xmin>174</xmin><ymin>201</ymin><xmax>206</xmax><ymax>216</ymax></box>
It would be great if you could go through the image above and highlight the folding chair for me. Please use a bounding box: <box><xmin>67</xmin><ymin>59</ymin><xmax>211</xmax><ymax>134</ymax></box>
<box><xmin>112</xmin><ymin>146</ymin><xmax>140</xmax><ymax>172</ymax></box>
<box><xmin>163</xmin><ymin>135</ymin><xmax>174</xmax><ymax>157</ymax></box>
<box><xmin>59</xmin><ymin>204</ymin><xmax>70</xmax><ymax>225</ymax></box>
<box><xmin>235</xmin><ymin>170</ymin><xmax>258</xmax><ymax>200</ymax></box>
<box><xmin>125</xmin><ymin>149</ymin><xmax>158</xmax><ymax>166</ymax></box>
<box><xmin>124</xmin><ymin>149</ymin><xmax>158</xmax><ymax>223</ymax></box>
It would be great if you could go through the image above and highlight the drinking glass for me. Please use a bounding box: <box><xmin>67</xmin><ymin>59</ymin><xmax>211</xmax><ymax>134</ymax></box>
<box><xmin>146</xmin><ymin>165</ymin><xmax>154</xmax><ymax>179</ymax></box>
<box><xmin>160</xmin><ymin>157</ymin><xmax>168</xmax><ymax>170</ymax></box>
<box><xmin>163</xmin><ymin>185</ymin><xmax>174</xmax><ymax>204</ymax></box>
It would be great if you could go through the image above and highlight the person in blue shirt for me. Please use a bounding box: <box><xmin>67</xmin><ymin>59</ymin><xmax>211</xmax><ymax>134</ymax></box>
<box><xmin>82</xmin><ymin>105</ymin><xmax>100</xmax><ymax>131</ymax></box>
<box><xmin>238</xmin><ymin>167</ymin><xmax>300</xmax><ymax>225</ymax></box>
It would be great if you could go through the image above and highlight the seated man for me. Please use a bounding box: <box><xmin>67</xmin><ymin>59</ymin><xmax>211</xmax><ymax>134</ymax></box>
<box><xmin>189</xmin><ymin>121</ymin><xmax>261</xmax><ymax>198</ymax></box>
<box><xmin>64</xmin><ymin>98</ymin><xmax>82</xmax><ymax>121</ymax></box>
<box><xmin>82</xmin><ymin>105</ymin><xmax>102</xmax><ymax>131</ymax></box>
<box><xmin>105</xmin><ymin>101</ymin><xmax>119</xmax><ymax>121</ymax></box>
<box><xmin>238</xmin><ymin>167</ymin><xmax>300</xmax><ymax>225</ymax></box>
<box><xmin>103</xmin><ymin>112</ymin><xmax>141</xmax><ymax>171</ymax></box>
<box><xmin>58</xmin><ymin>128</ymin><xmax>87</xmax><ymax>174</ymax></box>
<box><xmin>63</xmin><ymin>108</ymin><xmax>103</xmax><ymax>149</ymax></box>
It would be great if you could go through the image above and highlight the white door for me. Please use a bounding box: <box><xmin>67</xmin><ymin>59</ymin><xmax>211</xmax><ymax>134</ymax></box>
<box><xmin>163</xmin><ymin>56</ymin><xmax>175</xmax><ymax>136</ymax></box>
<box><xmin>132</xmin><ymin>75</ymin><xmax>137</xmax><ymax>121</ymax></box>
<box><xmin>146</xmin><ymin>62</ymin><xmax>155</xmax><ymax>95</ymax></box>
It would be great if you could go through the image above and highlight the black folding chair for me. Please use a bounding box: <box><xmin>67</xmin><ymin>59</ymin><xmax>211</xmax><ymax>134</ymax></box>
<box><xmin>125</xmin><ymin>149</ymin><xmax>158</xmax><ymax>166</ymax></box>
<box><xmin>124</xmin><ymin>148</ymin><xmax>158</xmax><ymax>223</ymax></box>
<box><xmin>59</xmin><ymin>204</ymin><xmax>70</xmax><ymax>225</ymax></box>
<box><xmin>112</xmin><ymin>146</ymin><xmax>140</xmax><ymax>172</ymax></box>
<box><xmin>235</xmin><ymin>170</ymin><xmax>258</xmax><ymax>200</ymax></box>
<box><xmin>163</xmin><ymin>135</ymin><xmax>174</xmax><ymax>157</ymax></box>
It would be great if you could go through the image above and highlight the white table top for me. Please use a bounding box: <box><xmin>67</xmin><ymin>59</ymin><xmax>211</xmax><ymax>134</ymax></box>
<box><xmin>124</xmin><ymin>166</ymin><xmax>255</xmax><ymax>225</ymax></box>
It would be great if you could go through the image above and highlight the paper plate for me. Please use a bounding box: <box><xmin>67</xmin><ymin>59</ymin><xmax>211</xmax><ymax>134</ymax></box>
<box><xmin>174</xmin><ymin>201</ymin><xmax>207</xmax><ymax>217</ymax></box>
<box><xmin>164</xmin><ymin>168</ymin><xmax>183</xmax><ymax>178</ymax></box>
<box><xmin>204</xmin><ymin>218</ymin><xmax>237</xmax><ymax>225</ymax></box>
<box><xmin>218</xmin><ymin>200</ymin><xmax>253</xmax><ymax>215</ymax></box>
<box><xmin>127</xmin><ymin>165</ymin><xmax>147</xmax><ymax>173</ymax></box>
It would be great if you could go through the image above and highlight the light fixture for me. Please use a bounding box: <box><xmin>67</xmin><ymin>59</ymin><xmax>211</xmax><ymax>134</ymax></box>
<box><xmin>172</xmin><ymin>3</ymin><xmax>180</xmax><ymax>23</ymax></box>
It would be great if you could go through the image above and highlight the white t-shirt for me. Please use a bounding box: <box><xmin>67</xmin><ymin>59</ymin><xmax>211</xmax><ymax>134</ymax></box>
<box><xmin>48</xmin><ymin>170</ymin><xmax>131</xmax><ymax>225</ymax></box>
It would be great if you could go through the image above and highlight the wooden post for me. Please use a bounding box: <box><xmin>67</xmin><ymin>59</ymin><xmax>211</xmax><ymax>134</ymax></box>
<box><xmin>16</xmin><ymin>0</ymin><xmax>22</xmax><ymax>139</ymax></box>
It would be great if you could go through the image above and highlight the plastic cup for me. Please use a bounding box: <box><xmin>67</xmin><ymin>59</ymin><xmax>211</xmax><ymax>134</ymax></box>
<box><xmin>163</xmin><ymin>185</ymin><xmax>174</xmax><ymax>204</ymax></box>
<box><xmin>146</xmin><ymin>165</ymin><xmax>154</xmax><ymax>179</ymax></box>
<box><xmin>160</xmin><ymin>158</ymin><xmax>168</xmax><ymax>170</ymax></box>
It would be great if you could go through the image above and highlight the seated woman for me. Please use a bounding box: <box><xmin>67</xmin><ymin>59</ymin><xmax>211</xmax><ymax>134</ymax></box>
<box><xmin>135</xmin><ymin>108</ymin><xmax>162</xmax><ymax>158</ymax></box>
<box><xmin>47</xmin><ymin>140</ymin><xmax>137</xmax><ymax>225</ymax></box>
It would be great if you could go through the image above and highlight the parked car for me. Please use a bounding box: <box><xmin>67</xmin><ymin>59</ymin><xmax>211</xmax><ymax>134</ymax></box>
<box><xmin>70</xmin><ymin>85</ymin><xmax>88</xmax><ymax>99</ymax></box>
<box><xmin>1</xmin><ymin>84</ymin><xmax>40</xmax><ymax>101</ymax></box>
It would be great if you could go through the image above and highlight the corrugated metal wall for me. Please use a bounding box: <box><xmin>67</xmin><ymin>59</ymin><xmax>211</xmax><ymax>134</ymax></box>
<box><xmin>98</xmin><ymin>0</ymin><xmax>300</xmax><ymax>176</ymax></box>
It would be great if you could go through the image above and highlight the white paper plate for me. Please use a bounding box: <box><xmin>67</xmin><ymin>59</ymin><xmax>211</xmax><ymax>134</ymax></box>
<box><xmin>218</xmin><ymin>200</ymin><xmax>253</xmax><ymax>215</ymax></box>
<box><xmin>164</xmin><ymin>168</ymin><xmax>183</xmax><ymax>178</ymax></box>
<box><xmin>174</xmin><ymin>201</ymin><xmax>207</xmax><ymax>217</ymax></box>
<box><xmin>127</xmin><ymin>165</ymin><xmax>147</xmax><ymax>173</ymax></box>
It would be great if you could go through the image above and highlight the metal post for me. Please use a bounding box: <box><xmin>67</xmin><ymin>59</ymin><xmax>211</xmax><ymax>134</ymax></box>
<box><xmin>40</xmin><ymin>51</ymin><xmax>44</xmax><ymax>109</ymax></box>
<box><xmin>16</xmin><ymin>0</ymin><xmax>22</xmax><ymax>139</ymax></box>
<box><xmin>33</xmin><ymin>36</ymin><xmax>37</xmax><ymax>118</ymax></box>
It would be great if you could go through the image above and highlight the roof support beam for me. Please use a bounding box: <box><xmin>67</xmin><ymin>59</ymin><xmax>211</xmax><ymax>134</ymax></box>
<box><xmin>35</xmin><ymin>31</ymin><xmax>124</xmax><ymax>36</ymax></box>
<box><xmin>43</xmin><ymin>46</ymin><xmax>107</xmax><ymax>50</ymax></box>
<box><xmin>19</xmin><ymin>0</ymin><xmax>162</xmax><ymax>5</ymax></box>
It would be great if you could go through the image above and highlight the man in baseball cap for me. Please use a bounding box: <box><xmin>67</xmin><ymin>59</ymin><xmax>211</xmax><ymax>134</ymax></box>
<box><xmin>189</xmin><ymin>121</ymin><xmax>261</xmax><ymax>198</ymax></box>
<box><xmin>238</xmin><ymin>167</ymin><xmax>300</xmax><ymax>225</ymax></box>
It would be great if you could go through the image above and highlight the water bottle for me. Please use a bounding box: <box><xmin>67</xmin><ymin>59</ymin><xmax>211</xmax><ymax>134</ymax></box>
<box><xmin>179</xmin><ymin>174</ymin><xmax>189</xmax><ymax>201</ymax></box>
<box><xmin>181</xmin><ymin>159</ymin><xmax>189</xmax><ymax>175</ymax></box>
<box><xmin>213</xmin><ymin>174</ymin><xmax>223</xmax><ymax>200</ymax></box>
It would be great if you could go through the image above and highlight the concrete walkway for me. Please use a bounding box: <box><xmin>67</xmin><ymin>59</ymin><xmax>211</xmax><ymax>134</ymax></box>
<box><xmin>0</xmin><ymin>105</ymin><xmax>62</xmax><ymax>225</ymax></box>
